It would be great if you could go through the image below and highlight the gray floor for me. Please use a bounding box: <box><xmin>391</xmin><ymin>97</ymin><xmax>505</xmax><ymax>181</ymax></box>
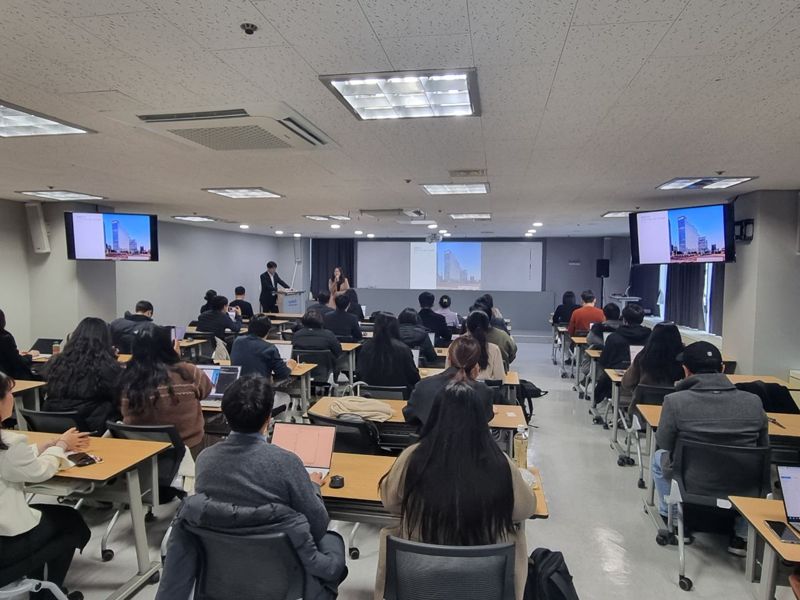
<box><xmin>63</xmin><ymin>342</ymin><xmax>792</xmax><ymax>599</ymax></box>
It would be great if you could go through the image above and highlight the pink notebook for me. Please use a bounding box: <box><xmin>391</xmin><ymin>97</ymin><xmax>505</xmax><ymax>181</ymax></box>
<box><xmin>271</xmin><ymin>423</ymin><xmax>336</xmax><ymax>475</ymax></box>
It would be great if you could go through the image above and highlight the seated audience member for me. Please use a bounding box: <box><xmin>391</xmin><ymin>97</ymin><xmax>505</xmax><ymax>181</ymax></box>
<box><xmin>307</xmin><ymin>291</ymin><xmax>335</xmax><ymax>318</ymax></box>
<box><xmin>199</xmin><ymin>289</ymin><xmax>217</xmax><ymax>315</ymax></box>
<box><xmin>120</xmin><ymin>327</ymin><xmax>212</xmax><ymax>458</ymax></box>
<box><xmin>477</xmin><ymin>294</ymin><xmax>509</xmax><ymax>333</ymax></box>
<box><xmin>377</xmin><ymin>381</ymin><xmax>536</xmax><ymax>600</ymax></box>
<box><xmin>0</xmin><ymin>371</ymin><xmax>91</xmax><ymax>600</ymax></box>
<box><xmin>197</xmin><ymin>295</ymin><xmax>243</xmax><ymax>341</ymax></box>
<box><xmin>323</xmin><ymin>295</ymin><xmax>363</xmax><ymax>341</ymax></box>
<box><xmin>652</xmin><ymin>342</ymin><xmax>767</xmax><ymax>555</ymax></box>
<box><xmin>435</xmin><ymin>294</ymin><xmax>460</xmax><ymax>328</ymax></box>
<box><xmin>110</xmin><ymin>300</ymin><xmax>156</xmax><ymax>353</ymax></box>
<box><xmin>397</xmin><ymin>308</ymin><xmax>437</xmax><ymax>366</ymax></box>
<box><xmin>293</xmin><ymin>309</ymin><xmax>342</xmax><ymax>359</ymax></box>
<box><xmin>231</xmin><ymin>316</ymin><xmax>295</xmax><ymax>381</ymax></box>
<box><xmin>357</xmin><ymin>313</ymin><xmax>420</xmax><ymax>393</ymax></box>
<box><xmin>552</xmin><ymin>291</ymin><xmax>579</xmax><ymax>325</ymax></box>
<box><xmin>457</xmin><ymin>311</ymin><xmax>505</xmax><ymax>381</ymax></box>
<box><xmin>417</xmin><ymin>292</ymin><xmax>451</xmax><ymax>347</ymax></box>
<box><xmin>43</xmin><ymin>317</ymin><xmax>123</xmax><ymax>433</ymax></box>
<box><xmin>156</xmin><ymin>376</ymin><xmax>347</xmax><ymax>600</ymax></box>
<box><xmin>0</xmin><ymin>309</ymin><xmax>37</xmax><ymax>380</ymax></box>
<box><xmin>567</xmin><ymin>289</ymin><xmax>605</xmax><ymax>336</ymax></box>
<box><xmin>476</xmin><ymin>304</ymin><xmax>517</xmax><ymax>366</ymax></box>
<box><xmin>228</xmin><ymin>286</ymin><xmax>254</xmax><ymax>319</ymax></box>
<box><xmin>594</xmin><ymin>303</ymin><xmax>651</xmax><ymax>401</ymax></box>
<box><xmin>404</xmin><ymin>336</ymin><xmax>494</xmax><ymax>431</ymax></box>
<box><xmin>343</xmin><ymin>289</ymin><xmax>364</xmax><ymax>321</ymax></box>
<box><xmin>586</xmin><ymin>303</ymin><xmax>621</xmax><ymax>348</ymax></box>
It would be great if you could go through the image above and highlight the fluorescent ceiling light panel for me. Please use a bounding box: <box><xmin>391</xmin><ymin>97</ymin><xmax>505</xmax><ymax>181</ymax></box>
<box><xmin>275</xmin><ymin>230</ymin><xmax>284</xmax><ymax>235</ymax></box>
<box><xmin>174</xmin><ymin>215</ymin><xmax>216</xmax><ymax>222</ymax></box>
<box><xmin>533</xmin><ymin>222</ymin><xmax>543</xmax><ymax>227</ymax></box>
<box><xmin>19</xmin><ymin>190</ymin><xmax>104</xmax><ymax>201</ymax></box>
<box><xmin>366</xmin><ymin>233</ymin><xmax>375</xmax><ymax>238</ymax></box>
<box><xmin>204</xmin><ymin>187</ymin><xmax>281</xmax><ymax>199</ymax></box>
<box><xmin>524</xmin><ymin>232</ymin><xmax>534</xmax><ymax>237</ymax></box>
<box><xmin>330</xmin><ymin>223</ymin><xmax>341</xmax><ymax>229</ymax></box>
<box><xmin>239</xmin><ymin>224</ymin><xmax>250</xmax><ymax>229</ymax></box>
<box><xmin>657</xmin><ymin>177</ymin><xmax>755</xmax><ymax>190</ymax></box>
<box><xmin>304</xmin><ymin>215</ymin><xmax>329</xmax><ymax>221</ymax></box>
<box><xmin>328</xmin><ymin>215</ymin><xmax>351</xmax><ymax>221</ymax></box>
<box><xmin>602</xmin><ymin>211</ymin><xmax>631</xmax><ymax>218</ymax></box>
<box><xmin>443</xmin><ymin>232</ymin><xmax>452</xmax><ymax>237</ymax></box>
<box><xmin>0</xmin><ymin>100</ymin><xmax>91</xmax><ymax>137</ymax></box>
<box><xmin>292</xmin><ymin>233</ymin><xmax>301</xmax><ymax>238</ymax></box>
<box><xmin>422</xmin><ymin>183</ymin><xmax>489</xmax><ymax>195</ymax></box>
<box><xmin>321</xmin><ymin>69</ymin><xmax>480</xmax><ymax>121</ymax></box>
<box><xmin>449</xmin><ymin>213</ymin><xmax>491</xmax><ymax>220</ymax></box>
<box><xmin>427</xmin><ymin>223</ymin><xmax>438</xmax><ymax>229</ymax></box>
<box><xmin>354</xmin><ymin>230</ymin><xmax>363</xmax><ymax>235</ymax></box>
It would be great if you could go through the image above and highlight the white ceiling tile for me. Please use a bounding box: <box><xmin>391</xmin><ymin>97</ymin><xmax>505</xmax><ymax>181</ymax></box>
<box><xmin>0</xmin><ymin>39</ymin><xmax>105</xmax><ymax>93</ymax></box>
<box><xmin>252</xmin><ymin>0</ymin><xmax>392</xmax><ymax>73</ymax></box>
<box><xmin>380</xmin><ymin>34</ymin><xmax>473</xmax><ymax>70</ymax></box>
<box><xmin>573</xmin><ymin>0</ymin><xmax>689</xmax><ymax>25</ymax></box>
<box><xmin>29</xmin><ymin>0</ymin><xmax>148</xmax><ymax>17</ymax></box>
<box><xmin>361</xmin><ymin>0</ymin><xmax>469</xmax><ymax>37</ymax></box>
<box><xmin>62</xmin><ymin>90</ymin><xmax>153</xmax><ymax>112</ymax></box>
<box><xmin>477</xmin><ymin>64</ymin><xmax>554</xmax><ymax>117</ymax></box>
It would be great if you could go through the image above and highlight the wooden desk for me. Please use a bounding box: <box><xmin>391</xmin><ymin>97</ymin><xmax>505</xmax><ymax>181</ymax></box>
<box><xmin>265</xmin><ymin>312</ymin><xmax>304</xmax><ymax>320</ymax></box>
<box><xmin>12</xmin><ymin>379</ymin><xmax>47</xmax><ymax>429</ymax></box>
<box><xmin>205</xmin><ymin>362</ymin><xmax>317</xmax><ymax>412</ymax></box>
<box><xmin>419</xmin><ymin>368</ymin><xmax>521</xmax><ymax>403</ymax></box>
<box><xmin>118</xmin><ymin>353</ymin><xmax>132</xmax><ymax>363</ymax></box>
<box><xmin>272</xmin><ymin>340</ymin><xmax>361</xmax><ymax>382</ymax></box>
<box><xmin>24</xmin><ymin>432</ymin><xmax>168</xmax><ymax>599</ymax></box>
<box><xmin>179</xmin><ymin>338</ymin><xmax>205</xmax><ymax>359</ymax></box>
<box><xmin>730</xmin><ymin>496</ymin><xmax>800</xmax><ymax>600</ymax></box>
<box><xmin>435</xmin><ymin>347</ymin><xmax>448</xmax><ymax>358</ymax></box>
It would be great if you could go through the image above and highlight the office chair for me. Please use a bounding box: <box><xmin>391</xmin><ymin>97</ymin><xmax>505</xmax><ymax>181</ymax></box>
<box><xmin>384</xmin><ymin>536</ymin><xmax>515</xmax><ymax>600</ymax></box>
<box><xmin>657</xmin><ymin>439</ymin><xmax>771</xmax><ymax>591</ymax></box>
<box><xmin>291</xmin><ymin>348</ymin><xmax>337</xmax><ymax>398</ymax></box>
<box><xmin>182</xmin><ymin>526</ymin><xmax>305</xmax><ymax>600</ymax></box>
<box><xmin>353</xmin><ymin>382</ymin><xmax>408</xmax><ymax>400</ymax></box>
<box><xmin>19</xmin><ymin>408</ymin><xmax>88</xmax><ymax>434</ymax></box>
<box><xmin>101</xmin><ymin>423</ymin><xmax>186</xmax><ymax>562</ymax></box>
<box><xmin>0</xmin><ymin>579</ymin><xmax>68</xmax><ymax>600</ymax></box>
<box><xmin>281</xmin><ymin>330</ymin><xmax>294</xmax><ymax>341</ymax></box>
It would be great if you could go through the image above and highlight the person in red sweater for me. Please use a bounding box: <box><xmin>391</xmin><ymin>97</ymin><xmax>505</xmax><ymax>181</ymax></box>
<box><xmin>567</xmin><ymin>290</ymin><xmax>605</xmax><ymax>336</ymax></box>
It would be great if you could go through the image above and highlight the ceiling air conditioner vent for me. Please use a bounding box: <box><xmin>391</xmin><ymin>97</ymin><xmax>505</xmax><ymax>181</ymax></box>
<box><xmin>168</xmin><ymin>125</ymin><xmax>291</xmax><ymax>150</ymax></box>
<box><xmin>449</xmin><ymin>168</ymin><xmax>487</xmax><ymax>178</ymax></box>
<box><xmin>360</xmin><ymin>208</ymin><xmax>426</xmax><ymax>219</ymax></box>
<box><xmin>138</xmin><ymin>108</ymin><xmax>249</xmax><ymax>123</ymax></box>
<box><xmin>278</xmin><ymin>117</ymin><xmax>327</xmax><ymax>146</ymax></box>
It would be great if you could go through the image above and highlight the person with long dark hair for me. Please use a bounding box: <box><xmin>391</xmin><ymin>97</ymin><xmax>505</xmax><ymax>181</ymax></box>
<box><xmin>327</xmin><ymin>266</ymin><xmax>350</xmax><ymax>308</ymax></box>
<box><xmin>356</xmin><ymin>312</ymin><xmax>420</xmax><ymax>393</ymax></box>
<box><xmin>376</xmin><ymin>380</ymin><xmax>536</xmax><ymax>600</ymax></box>
<box><xmin>458</xmin><ymin>311</ymin><xmax>505</xmax><ymax>380</ymax></box>
<box><xmin>397</xmin><ymin>308</ymin><xmax>436</xmax><ymax>366</ymax></box>
<box><xmin>0</xmin><ymin>371</ymin><xmax>91</xmax><ymax>599</ymax></box>
<box><xmin>43</xmin><ymin>317</ymin><xmax>123</xmax><ymax>433</ymax></box>
<box><xmin>343</xmin><ymin>288</ymin><xmax>364</xmax><ymax>321</ymax></box>
<box><xmin>552</xmin><ymin>290</ymin><xmax>578</xmax><ymax>325</ymax></box>
<box><xmin>199</xmin><ymin>289</ymin><xmax>217</xmax><ymax>314</ymax></box>
<box><xmin>120</xmin><ymin>327</ymin><xmax>212</xmax><ymax>458</ymax></box>
<box><xmin>0</xmin><ymin>309</ymin><xmax>37</xmax><ymax>381</ymax></box>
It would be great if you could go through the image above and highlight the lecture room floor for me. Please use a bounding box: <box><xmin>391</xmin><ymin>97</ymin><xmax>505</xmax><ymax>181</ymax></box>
<box><xmin>63</xmin><ymin>337</ymin><xmax>793</xmax><ymax>599</ymax></box>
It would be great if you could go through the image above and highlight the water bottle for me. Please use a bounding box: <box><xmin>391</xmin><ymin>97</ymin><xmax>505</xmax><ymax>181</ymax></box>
<box><xmin>513</xmin><ymin>425</ymin><xmax>528</xmax><ymax>469</ymax></box>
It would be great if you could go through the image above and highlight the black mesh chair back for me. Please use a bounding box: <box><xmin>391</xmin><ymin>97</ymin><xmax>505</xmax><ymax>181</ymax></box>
<box><xmin>20</xmin><ymin>408</ymin><xmax>87</xmax><ymax>434</ymax></box>
<box><xmin>633</xmin><ymin>383</ymin><xmax>674</xmax><ymax>407</ymax></box>
<box><xmin>106</xmin><ymin>422</ymin><xmax>185</xmax><ymax>490</ymax></box>
<box><xmin>183</xmin><ymin>525</ymin><xmax>305</xmax><ymax>600</ymax></box>
<box><xmin>356</xmin><ymin>384</ymin><xmax>408</xmax><ymax>400</ymax></box>
<box><xmin>29</xmin><ymin>338</ymin><xmax>63</xmax><ymax>354</ymax></box>
<box><xmin>185</xmin><ymin>331</ymin><xmax>216</xmax><ymax>357</ymax></box>
<box><xmin>673</xmin><ymin>439</ymin><xmax>771</xmax><ymax>506</ymax></box>
<box><xmin>385</xmin><ymin>536</ymin><xmax>515</xmax><ymax>600</ymax></box>
<box><xmin>307</xmin><ymin>412</ymin><xmax>381</xmax><ymax>454</ymax></box>
<box><xmin>291</xmin><ymin>348</ymin><xmax>336</xmax><ymax>384</ymax></box>
<box><xmin>482</xmin><ymin>379</ymin><xmax>508</xmax><ymax>406</ymax></box>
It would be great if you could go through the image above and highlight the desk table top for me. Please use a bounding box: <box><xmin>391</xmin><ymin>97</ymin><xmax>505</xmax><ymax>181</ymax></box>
<box><xmin>265</xmin><ymin>312</ymin><xmax>304</xmax><ymax>320</ymax></box>
<box><xmin>419</xmin><ymin>368</ymin><xmax>520</xmax><ymax>386</ymax></box>
<box><xmin>12</xmin><ymin>379</ymin><xmax>47</xmax><ymax>393</ymax></box>
<box><xmin>571</xmin><ymin>336</ymin><xmax>588</xmax><ymax>345</ymax></box>
<box><xmin>586</xmin><ymin>348</ymin><xmax>601</xmax><ymax>359</ymax></box>
<box><xmin>271</xmin><ymin>339</ymin><xmax>361</xmax><ymax>352</ymax></box>
<box><xmin>730</xmin><ymin>497</ymin><xmax>800</xmax><ymax>562</ymax></box>
<box><xmin>637</xmin><ymin>404</ymin><xmax>800</xmax><ymax>438</ymax></box>
<box><xmin>609</xmin><ymin>370</ymin><xmax>792</xmax><ymax>387</ymax></box>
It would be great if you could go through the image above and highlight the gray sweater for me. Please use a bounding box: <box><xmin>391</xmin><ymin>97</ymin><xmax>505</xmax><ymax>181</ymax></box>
<box><xmin>195</xmin><ymin>431</ymin><xmax>329</xmax><ymax>542</ymax></box>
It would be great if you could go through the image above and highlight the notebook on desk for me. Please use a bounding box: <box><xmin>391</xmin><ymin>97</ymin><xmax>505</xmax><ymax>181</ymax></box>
<box><xmin>197</xmin><ymin>365</ymin><xmax>241</xmax><ymax>399</ymax></box>
<box><xmin>271</xmin><ymin>422</ymin><xmax>336</xmax><ymax>478</ymax></box>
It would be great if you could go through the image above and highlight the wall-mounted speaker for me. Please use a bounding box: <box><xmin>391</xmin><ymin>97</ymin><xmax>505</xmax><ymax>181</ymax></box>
<box><xmin>596</xmin><ymin>258</ymin><xmax>610</xmax><ymax>278</ymax></box>
<box><xmin>24</xmin><ymin>202</ymin><xmax>51</xmax><ymax>254</ymax></box>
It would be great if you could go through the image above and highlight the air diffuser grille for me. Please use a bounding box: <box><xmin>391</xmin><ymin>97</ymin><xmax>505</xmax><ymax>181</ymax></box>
<box><xmin>167</xmin><ymin>125</ymin><xmax>290</xmax><ymax>150</ymax></box>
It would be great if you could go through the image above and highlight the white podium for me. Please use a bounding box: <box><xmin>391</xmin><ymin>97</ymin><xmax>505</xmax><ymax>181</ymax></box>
<box><xmin>280</xmin><ymin>290</ymin><xmax>305</xmax><ymax>314</ymax></box>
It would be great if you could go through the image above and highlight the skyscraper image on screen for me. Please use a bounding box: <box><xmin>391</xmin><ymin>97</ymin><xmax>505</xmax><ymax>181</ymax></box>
<box><xmin>103</xmin><ymin>214</ymin><xmax>152</xmax><ymax>260</ymax></box>
<box><xmin>668</xmin><ymin>205</ymin><xmax>726</xmax><ymax>263</ymax></box>
<box><xmin>436</xmin><ymin>242</ymin><xmax>481</xmax><ymax>289</ymax></box>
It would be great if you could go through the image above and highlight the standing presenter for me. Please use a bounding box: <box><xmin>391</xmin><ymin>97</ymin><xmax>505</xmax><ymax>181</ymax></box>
<box><xmin>259</xmin><ymin>261</ymin><xmax>291</xmax><ymax>313</ymax></box>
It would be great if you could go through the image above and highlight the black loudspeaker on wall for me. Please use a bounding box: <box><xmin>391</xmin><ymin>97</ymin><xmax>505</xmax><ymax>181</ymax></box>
<box><xmin>596</xmin><ymin>258</ymin><xmax>610</xmax><ymax>278</ymax></box>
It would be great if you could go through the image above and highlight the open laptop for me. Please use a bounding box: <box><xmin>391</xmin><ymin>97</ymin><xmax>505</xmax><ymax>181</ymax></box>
<box><xmin>30</xmin><ymin>338</ymin><xmax>62</xmax><ymax>354</ymax></box>
<box><xmin>271</xmin><ymin>422</ymin><xmax>336</xmax><ymax>478</ymax></box>
<box><xmin>198</xmin><ymin>365</ymin><xmax>242</xmax><ymax>405</ymax></box>
<box><xmin>167</xmin><ymin>325</ymin><xmax>187</xmax><ymax>342</ymax></box>
<box><xmin>412</xmin><ymin>348</ymin><xmax>421</xmax><ymax>366</ymax></box>
<box><xmin>779</xmin><ymin>466</ymin><xmax>800</xmax><ymax>534</ymax></box>
<box><xmin>275</xmin><ymin>343</ymin><xmax>293</xmax><ymax>361</ymax></box>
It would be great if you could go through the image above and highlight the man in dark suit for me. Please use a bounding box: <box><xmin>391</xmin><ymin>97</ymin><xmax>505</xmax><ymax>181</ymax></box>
<box><xmin>417</xmin><ymin>291</ymin><xmax>452</xmax><ymax>347</ymax></box>
<box><xmin>259</xmin><ymin>261</ymin><xmax>290</xmax><ymax>313</ymax></box>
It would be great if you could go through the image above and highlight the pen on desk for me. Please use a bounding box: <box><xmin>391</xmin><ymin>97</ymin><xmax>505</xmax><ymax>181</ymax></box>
<box><xmin>769</xmin><ymin>417</ymin><xmax>786</xmax><ymax>429</ymax></box>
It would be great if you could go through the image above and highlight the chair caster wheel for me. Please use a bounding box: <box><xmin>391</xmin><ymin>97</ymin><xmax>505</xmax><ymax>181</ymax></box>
<box><xmin>625</xmin><ymin>457</ymin><xmax>636</xmax><ymax>466</ymax></box>
<box><xmin>101</xmin><ymin>549</ymin><xmax>115</xmax><ymax>562</ymax></box>
<box><xmin>592</xmin><ymin>416</ymin><xmax>603</xmax><ymax>425</ymax></box>
<box><xmin>602</xmin><ymin>423</ymin><xmax>609</xmax><ymax>430</ymax></box>
<box><xmin>148</xmin><ymin>572</ymin><xmax>160</xmax><ymax>585</ymax></box>
<box><xmin>578</xmin><ymin>392</ymin><xmax>585</xmax><ymax>399</ymax></box>
<box><xmin>617</xmin><ymin>457</ymin><xmax>626</xmax><ymax>467</ymax></box>
<box><xmin>679</xmin><ymin>576</ymin><xmax>692</xmax><ymax>591</ymax></box>
<box><xmin>145</xmin><ymin>511</ymin><xmax>155</xmax><ymax>522</ymax></box>
<box><xmin>561</xmin><ymin>373</ymin><xmax>568</xmax><ymax>379</ymax></box>
<box><xmin>349</xmin><ymin>547</ymin><xmax>360</xmax><ymax>560</ymax></box>
<box><xmin>638</xmin><ymin>479</ymin><xmax>646</xmax><ymax>489</ymax></box>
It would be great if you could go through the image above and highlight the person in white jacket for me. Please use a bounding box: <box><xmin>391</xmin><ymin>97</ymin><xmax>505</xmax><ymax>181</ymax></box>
<box><xmin>0</xmin><ymin>371</ymin><xmax>91</xmax><ymax>599</ymax></box>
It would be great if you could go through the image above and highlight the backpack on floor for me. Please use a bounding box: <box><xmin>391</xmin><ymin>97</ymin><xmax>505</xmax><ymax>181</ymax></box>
<box><xmin>524</xmin><ymin>548</ymin><xmax>580</xmax><ymax>600</ymax></box>
<box><xmin>517</xmin><ymin>380</ymin><xmax>548</xmax><ymax>422</ymax></box>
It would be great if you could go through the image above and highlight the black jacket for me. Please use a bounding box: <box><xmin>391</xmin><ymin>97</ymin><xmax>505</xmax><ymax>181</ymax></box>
<box><xmin>197</xmin><ymin>310</ymin><xmax>242</xmax><ymax>340</ymax></box>
<box><xmin>357</xmin><ymin>339</ymin><xmax>420</xmax><ymax>391</ymax></box>
<box><xmin>228</xmin><ymin>299</ymin><xmax>254</xmax><ymax>319</ymax></box>
<box><xmin>0</xmin><ymin>331</ymin><xmax>36</xmax><ymax>380</ymax></box>
<box><xmin>599</xmin><ymin>324</ymin><xmax>651</xmax><ymax>369</ymax></box>
<box><xmin>259</xmin><ymin>271</ymin><xmax>289</xmax><ymax>310</ymax></box>
<box><xmin>552</xmin><ymin>304</ymin><xmax>578</xmax><ymax>325</ymax></box>
<box><xmin>404</xmin><ymin>368</ymin><xmax>494</xmax><ymax>430</ymax></box>
<box><xmin>418</xmin><ymin>308</ymin><xmax>451</xmax><ymax>347</ymax></box>
<box><xmin>347</xmin><ymin>304</ymin><xmax>365</xmax><ymax>322</ymax></box>
<box><xmin>398</xmin><ymin>324</ymin><xmax>437</xmax><ymax>365</ymax></box>
<box><xmin>323</xmin><ymin>310</ymin><xmax>362</xmax><ymax>341</ymax></box>
<box><xmin>110</xmin><ymin>313</ymin><xmax>156</xmax><ymax>353</ymax></box>
<box><xmin>307</xmin><ymin>302</ymin><xmax>334</xmax><ymax>317</ymax></box>
<box><xmin>292</xmin><ymin>327</ymin><xmax>342</xmax><ymax>358</ymax></box>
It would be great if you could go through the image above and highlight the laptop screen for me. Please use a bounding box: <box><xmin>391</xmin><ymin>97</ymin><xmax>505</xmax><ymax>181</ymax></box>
<box><xmin>198</xmin><ymin>365</ymin><xmax>241</xmax><ymax>398</ymax></box>
<box><xmin>276</xmin><ymin>343</ymin><xmax>293</xmax><ymax>361</ymax></box>
<box><xmin>779</xmin><ymin>466</ymin><xmax>800</xmax><ymax>524</ymax></box>
<box><xmin>271</xmin><ymin>423</ymin><xmax>336</xmax><ymax>470</ymax></box>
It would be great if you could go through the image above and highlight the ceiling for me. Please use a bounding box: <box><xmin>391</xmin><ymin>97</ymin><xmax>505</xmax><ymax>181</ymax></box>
<box><xmin>1</xmin><ymin>0</ymin><xmax>799</xmax><ymax>238</ymax></box>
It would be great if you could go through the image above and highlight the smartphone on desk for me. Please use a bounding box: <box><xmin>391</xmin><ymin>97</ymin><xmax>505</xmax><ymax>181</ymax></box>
<box><xmin>68</xmin><ymin>452</ymin><xmax>101</xmax><ymax>467</ymax></box>
<box><xmin>766</xmin><ymin>520</ymin><xmax>800</xmax><ymax>544</ymax></box>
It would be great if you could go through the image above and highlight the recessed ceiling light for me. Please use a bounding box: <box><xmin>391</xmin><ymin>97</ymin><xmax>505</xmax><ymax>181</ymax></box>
<box><xmin>292</xmin><ymin>233</ymin><xmax>301</xmax><ymax>238</ymax></box>
<box><xmin>450</xmin><ymin>213</ymin><xmax>491</xmax><ymax>220</ymax></box>
<box><xmin>354</xmin><ymin>230</ymin><xmax>364</xmax><ymax>235</ymax></box>
<box><xmin>524</xmin><ymin>232</ymin><xmax>534</xmax><ymax>237</ymax></box>
<box><xmin>173</xmin><ymin>215</ymin><xmax>216</xmax><ymax>222</ymax></box>
<box><xmin>602</xmin><ymin>211</ymin><xmax>631</xmax><ymax>218</ymax></box>
<box><xmin>422</xmin><ymin>183</ymin><xmax>489</xmax><ymax>195</ymax></box>
<box><xmin>304</xmin><ymin>215</ymin><xmax>329</xmax><ymax>221</ymax></box>
<box><xmin>330</xmin><ymin>223</ymin><xmax>341</xmax><ymax>229</ymax></box>
<box><xmin>0</xmin><ymin>100</ymin><xmax>91</xmax><ymax>137</ymax></box>
<box><xmin>239</xmin><ymin>224</ymin><xmax>250</xmax><ymax>229</ymax></box>
<box><xmin>321</xmin><ymin>68</ymin><xmax>480</xmax><ymax>121</ymax></box>
<box><xmin>366</xmin><ymin>233</ymin><xmax>375</xmax><ymax>238</ymax></box>
<box><xmin>657</xmin><ymin>176</ymin><xmax>756</xmax><ymax>190</ymax></box>
<box><xmin>427</xmin><ymin>223</ymin><xmax>438</xmax><ymax>229</ymax></box>
<box><xmin>19</xmin><ymin>190</ymin><xmax>105</xmax><ymax>201</ymax></box>
<box><xmin>443</xmin><ymin>232</ymin><xmax>452</xmax><ymax>237</ymax></box>
<box><xmin>275</xmin><ymin>230</ymin><xmax>284</xmax><ymax>235</ymax></box>
<box><xmin>533</xmin><ymin>222</ymin><xmax>543</xmax><ymax>227</ymax></box>
<box><xmin>527</xmin><ymin>229</ymin><xmax>537</xmax><ymax>234</ymax></box>
<box><xmin>438</xmin><ymin>229</ymin><xmax>448</xmax><ymax>234</ymax></box>
<box><xmin>204</xmin><ymin>187</ymin><xmax>281</xmax><ymax>199</ymax></box>
<box><xmin>328</xmin><ymin>215</ymin><xmax>351</xmax><ymax>221</ymax></box>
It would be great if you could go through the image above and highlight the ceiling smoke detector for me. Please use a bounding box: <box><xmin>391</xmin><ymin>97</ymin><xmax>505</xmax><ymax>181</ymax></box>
<box><xmin>240</xmin><ymin>23</ymin><xmax>258</xmax><ymax>35</ymax></box>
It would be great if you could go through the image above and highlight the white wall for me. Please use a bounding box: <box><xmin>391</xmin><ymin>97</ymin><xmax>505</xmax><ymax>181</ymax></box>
<box><xmin>0</xmin><ymin>200</ymin><xmax>33</xmax><ymax>345</ymax></box>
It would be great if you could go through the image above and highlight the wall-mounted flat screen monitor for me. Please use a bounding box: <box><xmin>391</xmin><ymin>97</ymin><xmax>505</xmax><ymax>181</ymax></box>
<box><xmin>65</xmin><ymin>212</ymin><xmax>159</xmax><ymax>261</ymax></box>
<box><xmin>629</xmin><ymin>203</ymin><xmax>734</xmax><ymax>265</ymax></box>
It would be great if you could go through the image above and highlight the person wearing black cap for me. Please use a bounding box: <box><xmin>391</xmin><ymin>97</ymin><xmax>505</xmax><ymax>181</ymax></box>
<box><xmin>651</xmin><ymin>341</ymin><xmax>768</xmax><ymax>556</ymax></box>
